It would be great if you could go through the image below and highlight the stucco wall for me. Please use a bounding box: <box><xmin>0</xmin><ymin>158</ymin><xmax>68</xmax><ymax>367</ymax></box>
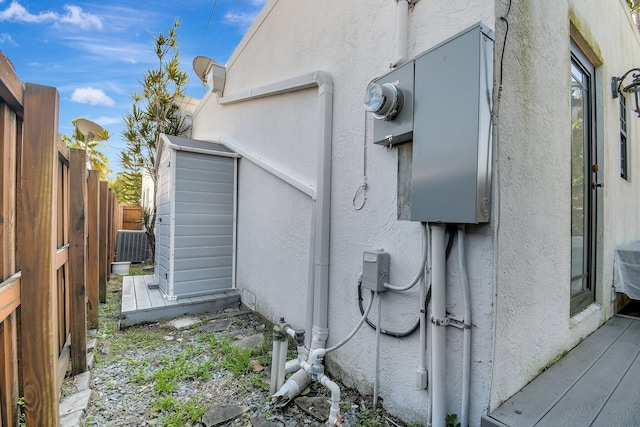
<box><xmin>489</xmin><ymin>0</ymin><xmax>640</xmax><ymax>409</ymax></box>
<box><xmin>189</xmin><ymin>0</ymin><xmax>640</xmax><ymax>422</ymax></box>
<box><xmin>191</xmin><ymin>0</ymin><xmax>496</xmax><ymax>423</ymax></box>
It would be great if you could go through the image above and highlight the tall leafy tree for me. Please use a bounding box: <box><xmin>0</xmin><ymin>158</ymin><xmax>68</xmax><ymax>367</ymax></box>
<box><xmin>121</xmin><ymin>19</ymin><xmax>190</xmax><ymax>259</ymax></box>
<box><xmin>111</xmin><ymin>171</ymin><xmax>142</xmax><ymax>206</ymax></box>
<box><xmin>63</xmin><ymin>120</ymin><xmax>111</xmax><ymax>180</ymax></box>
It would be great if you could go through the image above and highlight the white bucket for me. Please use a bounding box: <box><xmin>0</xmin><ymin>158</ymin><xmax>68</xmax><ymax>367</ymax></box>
<box><xmin>111</xmin><ymin>261</ymin><xmax>131</xmax><ymax>275</ymax></box>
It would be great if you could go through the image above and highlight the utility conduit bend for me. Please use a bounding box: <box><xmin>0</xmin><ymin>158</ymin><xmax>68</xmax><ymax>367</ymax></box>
<box><xmin>384</xmin><ymin>223</ymin><xmax>429</xmax><ymax>291</ymax></box>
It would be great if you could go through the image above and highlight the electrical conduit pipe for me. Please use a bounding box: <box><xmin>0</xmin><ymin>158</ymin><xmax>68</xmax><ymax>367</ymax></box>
<box><xmin>458</xmin><ymin>226</ymin><xmax>471</xmax><ymax>427</ymax></box>
<box><xmin>393</xmin><ymin>0</ymin><xmax>410</xmax><ymax>67</ymax></box>
<box><xmin>430</xmin><ymin>224</ymin><xmax>447</xmax><ymax>427</ymax></box>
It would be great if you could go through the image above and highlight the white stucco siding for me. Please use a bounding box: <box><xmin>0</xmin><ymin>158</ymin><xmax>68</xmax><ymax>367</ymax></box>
<box><xmin>490</xmin><ymin>0</ymin><xmax>640</xmax><ymax>410</ymax></box>
<box><xmin>192</xmin><ymin>0</ymin><xmax>497</xmax><ymax>424</ymax></box>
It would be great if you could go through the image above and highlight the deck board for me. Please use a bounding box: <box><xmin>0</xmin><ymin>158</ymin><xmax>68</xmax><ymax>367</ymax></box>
<box><xmin>591</xmin><ymin>351</ymin><xmax>640</xmax><ymax>426</ymax></box>
<box><xmin>121</xmin><ymin>276</ymin><xmax>137</xmax><ymax>313</ymax></box>
<box><xmin>133</xmin><ymin>276</ymin><xmax>152</xmax><ymax>310</ymax></box>
<box><xmin>120</xmin><ymin>275</ymin><xmax>240</xmax><ymax>328</ymax></box>
<box><xmin>537</xmin><ymin>320</ymin><xmax>640</xmax><ymax>426</ymax></box>
<box><xmin>483</xmin><ymin>316</ymin><xmax>640</xmax><ymax>427</ymax></box>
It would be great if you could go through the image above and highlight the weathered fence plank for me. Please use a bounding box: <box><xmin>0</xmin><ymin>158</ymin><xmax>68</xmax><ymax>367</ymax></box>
<box><xmin>99</xmin><ymin>181</ymin><xmax>108</xmax><ymax>303</ymax></box>
<box><xmin>87</xmin><ymin>170</ymin><xmax>100</xmax><ymax>329</ymax></box>
<box><xmin>0</xmin><ymin>51</ymin><xmax>21</xmax><ymax>427</ymax></box>
<box><xmin>0</xmin><ymin>311</ymin><xmax>19</xmax><ymax>427</ymax></box>
<box><xmin>69</xmin><ymin>149</ymin><xmax>87</xmax><ymax>375</ymax></box>
<box><xmin>0</xmin><ymin>51</ymin><xmax>22</xmax><ymax>118</ymax></box>
<box><xmin>20</xmin><ymin>82</ymin><xmax>60</xmax><ymax>426</ymax></box>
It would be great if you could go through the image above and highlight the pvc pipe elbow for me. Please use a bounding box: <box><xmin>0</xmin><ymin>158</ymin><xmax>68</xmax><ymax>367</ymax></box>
<box><xmin>319</xmin><ymin>375</ymin><xmax>342</xmax><ymax>426</ymax></box>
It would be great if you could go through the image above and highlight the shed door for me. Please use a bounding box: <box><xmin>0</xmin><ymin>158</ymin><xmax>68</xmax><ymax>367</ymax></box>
<box><xmin>172</xmin><ymin>151</ymin><xmax>235</xmax><ymax>297</ymax></box>
<box><xmin>155</xmin><ymin>151</ymin><xmax>172</xmax><ymax>294</ymax></box>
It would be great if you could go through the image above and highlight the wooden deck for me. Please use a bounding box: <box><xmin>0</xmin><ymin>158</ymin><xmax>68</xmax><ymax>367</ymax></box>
<box><xmin>120</xmin><ymin>275</ymin><xmax>240</xmax><ymax>328</ymax></box>
<box><xmin>482</xmin><ymin>316</ymin><xmax>640</xmax><ymax>427</ymax></box>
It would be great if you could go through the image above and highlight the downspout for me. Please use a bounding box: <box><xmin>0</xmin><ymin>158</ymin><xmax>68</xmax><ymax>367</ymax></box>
<box><xmin>458</xmin><ymin>226</ymin><xmax>471</xmax><ymax>427</ymax></box>
<box><xmin>217</xmin><ymin>71</ymin><xmax>334</xmax><ymax>399</ymax></box>
<box><xmin>392</xmin><ymin>0</ymin><xmax>410</xmax><ymax>68</ymax></box>
<box><xmin>217</xmin><ymin>71</ymin><xmax>333</xmax><ymax>350</ymax></box>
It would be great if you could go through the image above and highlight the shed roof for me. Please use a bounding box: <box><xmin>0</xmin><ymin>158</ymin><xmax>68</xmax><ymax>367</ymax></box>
<box><xmin>160</xmin><ymin>134</ymin><xmax>238</xmax><ymax>157</ymax></box>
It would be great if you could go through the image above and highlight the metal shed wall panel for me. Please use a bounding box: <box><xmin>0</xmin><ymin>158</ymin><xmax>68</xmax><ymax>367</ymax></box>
<box><xmin>154</xmin><ymin>136</ymin><xmax>237</xmax><ymax>300</ymax></box>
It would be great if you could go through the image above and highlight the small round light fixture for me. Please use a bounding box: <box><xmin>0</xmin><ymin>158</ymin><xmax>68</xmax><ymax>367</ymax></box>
<box><xmin>364</xmin><ymin>82</ymin><xmax>404</xmax><ymax>121</ymax></box>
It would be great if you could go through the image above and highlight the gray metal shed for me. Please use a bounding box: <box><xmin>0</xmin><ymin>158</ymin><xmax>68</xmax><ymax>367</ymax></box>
<box><xmin>154</xmin><ymin>134</ymin><xmax>239</xmax><ymax>300</ymax></box>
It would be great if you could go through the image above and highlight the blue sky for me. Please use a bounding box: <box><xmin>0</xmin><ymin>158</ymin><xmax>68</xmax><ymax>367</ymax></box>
<box><xmin>0</xmin><ymin>0</ymin><xmax>266</xmax><ymax>177</ymax></box>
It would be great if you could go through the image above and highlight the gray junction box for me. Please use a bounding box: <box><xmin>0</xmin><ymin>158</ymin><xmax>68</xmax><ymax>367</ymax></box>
<box><xmin>362</xmin><ymin>250</ymin><xmax>390</xmax><ymax>292</ymax></box>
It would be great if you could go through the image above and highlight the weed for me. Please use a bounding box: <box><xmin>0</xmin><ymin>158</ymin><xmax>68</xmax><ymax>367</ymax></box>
<box><xmin>152</xmin><ymin>395</ymin><xmax>206</xmax><ymax>426</ymax></box>
<box><xmin>129</xmin><ymin>367</ymin><xmax>147</xmax><ymax>383</ymax></box>
<box><xmin>357</xmin><ymin>408</ymin><xmax>383</xmax><ymax>427</ymax></box>
<box><xmin>446</xmin><ymin>413</ymin><xmax>461</xmax><ymax>427</ymax></box>
<box><xmin>408</xmin><ymin>421</ymin><xmax>424</xmax><ymax>427</ymax></box>
<box><xmin>17</xmin><ymin>397</ymin><xmax>25</xmax><ymax>427</ymax></box>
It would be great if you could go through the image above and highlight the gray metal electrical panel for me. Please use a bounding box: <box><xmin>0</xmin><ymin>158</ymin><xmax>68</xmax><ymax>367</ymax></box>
<box><xmin>410</xmin><ymin>23</ymin><xmax>494</xmax><ymax>223</ymax></box>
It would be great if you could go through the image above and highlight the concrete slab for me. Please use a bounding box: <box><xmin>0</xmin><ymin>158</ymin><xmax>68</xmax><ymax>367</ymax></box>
<box><xmin>87</xmin><ymin>351</ymin><xmax>95</xmax><ymax>370</ymax></box>
<box><xmin>231</xmin><ymin>333</ymin><xmax>264</xmax><ymax>350</ymax></box>
<box><xmin>168</xmin><ymin>316</ymin><xmax>200</xmax><ymax>331</ymax></box>
<box><xmin>73</xmin><ymin>371</ymin><xmax>91</xmax><ymax>392</ymax></box>
<box><xmin>294</xmin><ymin>396</ymin><xmax>330</xmax><ymax>422</ymax></box>
<box><xmin>59</xmin><ymin>389</ymin><xmax>92</xmax><ymax>417</ymax></box>
<box><xmin>201</xmin><ymin>404</ymin><xmax>249</xmax><ymax>426</ymax></box>
<box><xmin>200</xmin><ymin>319</ymin><xmax>232</xmax><ymax>332</ymax></box>
<box><xmin>60</xmin><ymin>410</ymin><xmax>85</xmax><ymax>427</ymax></box>
<box><xmin>86</xmin><ymin>338</ymin><xmax>97</xmax><ymax>352</ymax></box>
<box><xmin>250</xmin><ymin>416</ymin><xmax>282</xmax><ymax>427</ymax></box>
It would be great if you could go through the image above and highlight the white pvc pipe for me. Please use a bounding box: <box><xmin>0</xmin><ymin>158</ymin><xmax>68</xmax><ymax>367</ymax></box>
<box><xmin>277</xmin><ymin>339</ymin><xmax>287</xmax><ymax>392</ymax></box>
<box><xmin>384</xmin><ymin>223</ymin><xmax>428</xmax><ymax>291</ymax></box>
<box><xmin>393</xmin><ymin>0</ymin><xmax>410</xmax><ymax>67</ymax></box>
<box><xmin>458</xmin><ymin>226</ymin><xmax>471</xmax><ymax>427</ymax></box>
<box><xmin>418</xmin><ymin>224</ymin><xmax>431</xmax><ymax>389</ymax></box>
<box><xmin>270</xmin><ymin>339</ymin><xmax>281</xmax><ymax>394</ymax></box>
<box><xmin>373</xmin><ymin>291</ymin><xmax>382</xmax><ymax>409</ymax></box>
<box><xmin>309</xmin><ymin>291</ymin><xmax>375</xmax><ymax>364</ymax></box>
<box><xmin>430</xmin><ymin>223</ymin><xmax>447</xmax><ymax>427</ymax></box>
<box><xmin>319</xmin><ymin>374</ymin><xmax>342</xmax><ymax>426</ymax></box>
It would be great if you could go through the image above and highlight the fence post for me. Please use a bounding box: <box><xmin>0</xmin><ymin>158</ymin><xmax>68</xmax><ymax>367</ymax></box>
<box><xmin>69</xmin><ymin>149</ymin><xmax>87</xmax><ymax>375</ymax></box>
<box><xmin>20</xmin><ymin>82</ymin><xmax>60</xmax><ymax>426</ymax></box>
<box><xmin>99</xmin><ymin>181</ymin><xmax>108</xmax><ymax>303</ymax></box>
<box><xmin>87</xmin><ymin>170</ymin><xmax>100</xmax><ymax>329</ymax></box>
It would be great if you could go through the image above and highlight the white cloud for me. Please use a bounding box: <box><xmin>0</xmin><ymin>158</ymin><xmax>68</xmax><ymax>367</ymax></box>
<box><xmin>225</xmin><ymin>11</ymin><xmax>259</xmax><ymax>30</ymax></box>
<box><xmin>0</xmin><ymin>33</ymin><xmax>16</xmax><ymax>45</ymax></box>
<box><xmin>0</xmin><ymin>1</ymin><xmax>57</xmax><ymax>23</ymax></box>
<box><xmin>58</xmin><ymin>5</ymin><xmax>103</xmax><ymax>30</ymax></box>
<box><xmin>71</xmin><ymin>87</ymin><xmax>115</xmax><ymax>106</ymax></box>
<box><xmin>93</xmin><ymin>116</ymin><xmax>121</xmax><ymax>126</ymax></box>
<box><xmin>0</xmin><ymin>1</ymin><xmax>103</xmax><ymax>30</ymax></box>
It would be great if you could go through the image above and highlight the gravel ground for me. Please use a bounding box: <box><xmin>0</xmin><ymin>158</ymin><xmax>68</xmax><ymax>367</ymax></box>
<box><xmin>73</xmin><ymin>273</ymin><xmax>410</xmax><ymax>427</ymax></box>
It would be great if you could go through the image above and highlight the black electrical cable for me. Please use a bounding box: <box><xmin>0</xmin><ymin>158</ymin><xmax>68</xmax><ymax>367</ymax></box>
<box><xmin>358</xmin><ymin>281</ymin><xmax>429</xmax><ymax>338</ymax></box>
<box><xmin>358</xmin><ymin>228</ymin><xmax>455</xmax><ymax>338</ymax></box>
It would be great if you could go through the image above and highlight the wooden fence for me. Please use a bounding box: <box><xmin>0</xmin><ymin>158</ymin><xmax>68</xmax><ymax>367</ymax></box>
<box><xmin>0</xmin><ymin>51</ymin><xmax>114</xmax><ymax>426</ymax></box>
